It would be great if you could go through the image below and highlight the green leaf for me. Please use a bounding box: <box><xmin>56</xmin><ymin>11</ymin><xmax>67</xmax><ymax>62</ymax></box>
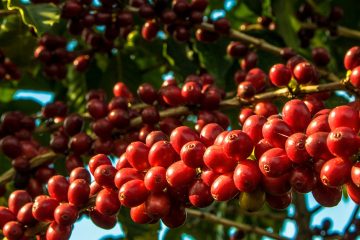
<box><xmin>0</xmin><ymin>87</ymin><xmax>16</xmax><ymax>103</ymax></box>
<box><xmin>7</xmin><ymin>0</ymin><xmax>60</xmax><ymax>34</ymax></box>
<box><xmin>242</xmin><ymin>0</ymin><xmax>263</xmax><ymax>15</ymax></box>
<box><xmin>66</xmin><ymin>68</ymin><xmax>87</xmax><ymax>113</ymax></box>
<box><xmin>0</xmin><ymin>99</ymin><xmax>41</xmax><ymax>114</ymax></box>
<box><xmin>272</xmin><ymin>0</ymin><xmax>301</xmax><ymax>50</ymax></box>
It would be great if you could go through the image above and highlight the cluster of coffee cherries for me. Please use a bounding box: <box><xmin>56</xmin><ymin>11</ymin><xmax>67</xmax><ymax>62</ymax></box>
<box><xmin>296</xmin><ymin>3</ymin><xmax>344</xmax><ymax>47</ymax></box>
<box><xmin>0</xmin><ymin>49</ymin><xmax>21</xmax><ymax>81</ymax></box>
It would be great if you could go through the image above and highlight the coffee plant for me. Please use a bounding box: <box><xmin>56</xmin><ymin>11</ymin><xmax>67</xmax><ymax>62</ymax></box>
<box><xmin>0</xmin><ymin>0</ymin><xmax>360</xmax><ymax>239</ymax></box>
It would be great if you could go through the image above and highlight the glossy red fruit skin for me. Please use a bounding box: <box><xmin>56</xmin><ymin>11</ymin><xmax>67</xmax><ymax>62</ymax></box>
<box><xmin>145</xmin><ymin>131</ymin><xmax>168</xmax><ymax>147</ymax></box>
<box><xmin>290</xmin><ymin>167</ymin><xmax>317</xmax><ymax>193</ymax></box>
<box><xmin>306</xmin><ymin>114</ymin><xmax>330</xmax><ymax>135</ymax></box>
<box><xmin>200</xmin><ymin>123</ymin><xmax>224</xmax><ymax>147</ymax></box>
<box><xmin>54</xmin><ymin>203</ymin><xmax>78</xmax><ymax>226</ymax></box>
<box><xmin>125</xmin><ymin>141</ymin><xmax>150</xmax><ymax>171</ymax></box>
<box><xmin>181</xmin><ymin>81</ymin><xmax>202</xmax><ymax>105</ymax></box>
<box><xmin>312</xmin><ymin>184</ymin><xmax>342</xmax><ymax>207</ymax></box>
<box><xmin>261</xmin><ymin>173</ymin><xmax>291</xmax><ymax>196</ymax></box>
<box><xmin>130</xmin><ymin>203</ymin><xmax>153</xmax><ymax>224</ymax></box>
<box><xmin>233</xmin><ymin>159</ymin><xmax>261</xmax><ymax>192</ymax></box>
<box><xmin>238</xmin><ymin>108</ymin><xmax>254</xmax><ymax>125</ymax></box>
<box><xmin>346</xmin><ymin>181</ymin><xmax>360</xmax><ymax>204</ymax></box>
<box><xmin>8</xmin><ymin>190</ymin><xmax>32</xmax><ymax>215</ymax></box>
<box><xmin>144</xmin><ymin>166</ymin><xmax>167</xmax><ymax>192</ymax></box>
<box><xmin>269</xmin><ymin>64</ymin><xmax>292</xmax><ymax>87</ymax></box>
<box><xmin>114</xmin><ymin>168</ymin><xmax>143</xmax><ymax>189</ymax></box>
<box><xmin>161</xmin><ymin>85</ymin><xmax>184</xmax><ymax>107</ymax></box>
<box><xmin>96</xmin><ymin>188</ymin><xmax>121</xmax><ymax>216</ymax></box>
<box><xmin>201</xmin><ymin>169</ymin><xmax>220</xmax><ymax>187</ymax></box>
<box><xmin>86</xmin><ymin>99</ymin><xmax>108</xmax><ymax>119</ymax></box>
<box><xmin>305</xmin><ymin>132</ymin><xmax>333</xmax><ymax>160</ymax></box>
<box><xmin>244</xmin><ymin>68</ymin><xmax>266</xmax><ymax>92</ymax></box>
<box><xmin>282</xmin><ymin>99</ymin><xmax>311</xmax><ymax>132</ymax></box>
<box><xmin>344</xmin><ymin>46</ymin><xmax>360</xmax><ymax>70</ymax></box>
<box><xmin>211</xmin><ymin>173</ymin><xmax>239</xmax><ymax>201</ymax></box>
<box><xmin>17</xmin><ymin>203</ymin><xmax>36</xmax><ymax>226</ymax></box>
<box><xmin>145</xmin><ymin>192</ymin><xmax>171</xmax><ymax>218</ymax></box>
<box><xmin>254</xmin><ymin>101</ymin><xmax>278</xmax><ymax>118</ymax></box>
<box><xmin>166</xmin><ymin>161</ymin><xmax>196</xmax><ymax>188</ymax></box>
<box><xmin>223</xmin><ymin>130</ymin><xmax>253</xmax><ymax>160</ymax></box>
<box><xmin>47</xmin><ymin>175</ymin><xmax>69</xmax><ymax>202</ymax></box>
<box><xmin>89</xmin><ymin>209</ymin><xmax>117</xmax><ymax>229</ymax></box>
<box><xmin>113</xmin><ymin>82</ymin><xmax>133</xmax><ymax>100</ymax></box>
<box><xmin>161</xmin><ymin>203</ymin><xmax>187</xmax><ymax>228</ymax></box>
<box><xmin>328</xmin><ymin>105</ymin><xmax>360</xmax><ymax>132</ymax></box>
<box><xmin>259</xmin><ymin>148</ymin><xmax>292</xmax><ymax>178</ymax></box>
<box><xmin>68</xmin><ymin>179</ymin><xmax>90</xmax><ymax>207</ymax></box>
<box><xmin>69</xmin><ymin>132</ymin><xmax>92</xmax><ymax>155</ymax></box>
<box><xmin>203</xmin><ymin>145</ymin><xmax>237</xmax><ymax>174</ymax></box>
<box><xmin>180</xmin><ymin>140</ymin><xmax>206</xmax><ymax>168</ymax></box>
<box><xmin>94</xmin><ymin>165</ymin><xmax>117</xmax><ymax>188</ymax></box>
<box><xmin>32</xmin><ymin>197</ymin><xmax>59</xmax><ymax>222</ymax></box>
<box><xmin>69</xmin><ymin>167</ymin><xmax>91</xmax><ymax>184</ymax></box>
<box><xmin>350</xmin><ymin>66</ymin><xmax>360</xmax><ymax>88</ymax></box>
<box><xmin>242</xmin><ymin>115</ymin><xmax>266</xmax><ymax>144</ymax></box>
<box><xmin>108</xmin><ymin>109</ymin><xmax>130</xmax><ymax>129</ymax></box>
<box><xmin>119</xmin><ymin>179</ymin><xmax>149</xmax><ymax>208</ymax></box>
<box><xmin>262</xmin><ymin>119</ymin><xmax>292</xmax><ymax>148</ymax></box>
<box><xmin>351</xmin><ymin>162</ymin><xmax>360</xmax><ymax>187</ymax></box>
<box><xmin>285</xmin><ymin>133</ymin><xmax>310</xmax><ymax>164</ymax></box>
<box><xmin>266</xmin><ymin>192</ymin><xmax>292</xmax><ymax>210</ymax></box>
<box><xmin>293</xmin><ymin>62</ymin><xmax>318</xmax><ymax>84</ymax></box>
<box><xmin>0</xmin><ymin>207</ymin><xmax>16</xmax><ymax>228</ymax></box>
<box><xmin>189</xmin><ymin>180</ymin><xmax>213</xmax><ymax>208</ymax></box>
<box><xmin>170</xmin><ymin>126</ymin><xmax>199</xmax><ymax>154</ymax></box>
<box><xmin>148</xmin><ymin>141</ymin><xmax>178</xmax><ymax>168</ymax></box>
<box><xmin>254</xmin><ymin>139</ymin><xmax>273</xmax><ymax>160</ymax></box>
<box><xmin>88</xmin><ymin>154</ymin><xmax>112</xmax><ymax>175</ymax></box>
<box><xmin>142</xmin><ymin>21</ymin><xmax>158</xmax><ymax>41</ymax></box>
<box><xmin>327</xmin><ymin>127</ymin><xmax>358</xmax><ymax>158</ymax></box>
<box><xmin>2</xmin><ymin>221</ymin><xmax>24</xmax><ymax>240</ymax></box>
<box><xmin>320</xmin><ymin>157</ymin><xmax>352</xmax><ymax>187</ymax></box>
<box><xmin>46</xmin><ymin>222</ymin><xmax>71</xmax><ymax>240</ymax></box>
<box><xmin>213</xmin><ymin>131</ymin><xmax>229</xmax><ymax>146</ymax></box>
<box><xmin>227</xmin><ymin>41</ymin><xmax>248</xmax><ymax>58</ymax></box>
<box><xmin>137</xmin><ymin>83</ymin><xmax>157</xmax><ymax>104</ymax></box>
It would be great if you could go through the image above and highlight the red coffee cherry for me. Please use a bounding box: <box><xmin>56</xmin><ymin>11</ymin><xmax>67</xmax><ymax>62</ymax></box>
<box><xmin>113</xmin><ymin>82</ymin><xmax>133</xmax><ymax>100</ymax></box>
<box><xmin>94</xmin><ymin>165</ymin><xmax>117</xmax><ymax>188</ymax></box>
<box><xmin>69</xmin><ymin>132</ymin><xmax>92</xmax><ymax>155</ymax></box>
<box><xmin>8</xmin><ymin>190</ymin><xmax>32</xmax><ymax>215</ymax></box>
<box><xmin>242</xmin><ymin>115</ymin><xmax>266</xmax><ymax>144</ymax></box>
<box><xmin>166</xmin><ymin>161</ymin><xmax>196</xmax><ymax>188</ymax></box>
<box><xmin>89</xmin><ymin>209</ymin><xmax>117</xmax><ymax>229</ymax></box>
<box><xmin>68</xmin><ymin>179</ymin><xmax>90</xmax><ymax>207</ymax></box>
<box><xmin>266</xmin><ymin>192</ymin><xmax>292</xmax><ymax>210</ymax></box>
<box><xmin>199</xmin><ymin>123</ymin><xmax>224</xmax><ymax>147</ymax></box>
<box><xmin>320</xmin><ymin>157</ymin><xmax>352</xmax><ymax>187</ymax></box>
<box><xmin>17</xmin><ymin>203</ymin><xmax>36</xmax><ymax>226</ymax></box>
<box><xmin>144</xmin><ymin>166</ymin><xmax>167</xmax><ymax>192</ymax></box>
<box><xmin>293</xmin><ymin>62</ymin><xmax>318</xmax><ymax>84</ymax></box>
<box><xmin>241</xmin><ymin>52</ymin><xmax>258</xmax><ymax>71</ymax></box>
<box><xmin>141</xmin><ymin>106</ymin><xmax>160</xmax><ymax>125</ymax></box>
<box><xmin>0</xmin><ymin>207</ymin><xmax>16</xmax><ymax>228</ymax></box>
<box><xmin>130</xmin><ymin>203</ymin><xmax>153</xmax><ymax>224</ymax></box>
<box><xmin>306</xmin><ymin>114</ymin><xmax>330</xmax><ymax>135</ymax></box>
<box><xmin>214</xmin><ymin>18</ymin><xmax>231</xmax><ymax>35</ymax></box>
<box><xmin>227</xmin><ymin>41</ymin><xmax>248</xmax><ymax>58</ymax></box>
<box><xmin>201</xmin><ymin>169</ymin><xmax>220</xmax><ymax>187</ymax></box>
<box><xmin>126</xmin><ymin>141</ymin><xmax>150</xmax><ymax>171</ymax></box>
<box><xmin>261</xmin><ymin>173</ymin><xmax>291</xmax><ymax>196</ymax></box>
<box><xmin>350</xmin><ymin>66</ymin><xmax>360</xmax><ymax>88</ymax></box>
<box><xmin>161</xmin><ymin>203</ymin><xmax>187</xmax><ymax>228</ymax></box>
<box><xmin>233</xmin><ymin>159</ymin><xmax>262</xmax><ymax>192</ymax></box>
<box><xmin>141</xmin><ymin>20</ymin><xmax>158</xmax><ymax>41</ymax></box>
<box><xmin>188</xmin><ymin>180</ymin><xmax>213</xmax><ymax>208</ymax></box>
<box><xmin>303</xmin><ymin>95</ymin><xmax>325</xmax><ymax>116</ymax></box>
<box><xmin>213</xmin><ymin>130</ymin><xmax>229</xmax><ymax>146</ymax></box>
<box><xmin>114</xmin><ymin>168</ymin><xmax>143</xmax><ymax>189</ymax></box>
<box><xmin>48</xmin><ymin>175</ymin><xmax>69</xmax><ymax>202</ymax></box>
<box><xmin>145</xmin><ymin>131</ymin><xmax>168</xmax><ymax>147</ymax></box>
<box><xmin>290</xmin><ymin>167</ymin><xmax>317</xmax><ymax>193</ymax></box>
<box><xmin>237</xmin><ymin>81</ymin><xmax>255</xmax><ymax>99</ymax></box>
<box><xmin>254</xmin><ymin>101</ymin><xmax>278</xmax><ymax>117</ymax></box>
<box><xmin>108</xmin><ymin>109</ymin><xmax>130</xmax><ymax>129</ymax></box>
<box><xmin>238</xmin><ymin>108</ymin><xmax>254</xmax><ymax>125</ymax></box>
<box><xmin>63</xmin><ymin>114</ymin><xmax>83</xmax><ymax>136</ymax></box>
<box><xmin>327</xmin><ymin>127</ymin><xmax>358</xmax><ymax>158</ymax></box>
<box><xmin>145</xmin><ymin>192</ymin><xmax>171</xmax><ymax>218</ymax></box>
<box><xmin>269</xmin><ymin>64</ymin><xmax>292</xmax><ymax>87</ymax></box>
<box><xmin>312</xmin><ymin>47</ymin><xmax>330</xmax><ymax>66</ymax></box>
<box><xmin>46</xmin><ymin>222</ymin><xmax>72</xmax><ymax>240</ymax></box>
<box><xmin>148</xmin><ymin>141</ymin><xmax>178</xmax><ymax>168</ymax></box>
<box><xmin>254</xmin><ymin>139</ymin><xmax>273</xmax><ymax>160</ymax></box>
<box><xmin>181</xmin><ymin>81</ymin><xmax>202</xmax><ymax>105</ymax></box>
<box><xmin>2</xmin><ymin>221</ymin><xmax>24</xmax><ymax>240</ymax></box>
<box><xmin>351</xmin><ymin>162</ymin><xmax>360</xmax><ymax>187</ymax></box>
<box><xmin>108</xmin><ymin>96</ymin><xmax>128</xmax><ymax>111</ymax></box>
<box><xmin>180</xmin><ymin>141</ymin><xmax>206</xmax><ymax>169</ymax></box>
<box><xmin>312</xmin><ymin>183</ymin><xmax>342</xmax><ymax>207</ymax></box>
<box><xmin>96</xmin><ymin>188</ymin><xmax>121</xmax><ymax>216</ymax></box>
<box><xmin>234</xmin><ymin>69</ymin><xmax>247</xmax><ymax>85</ymax></box>
<box><xmin>119</xmin><ymin>179</ymin><xmax>149</xmax><ymax>208</ymax></box>
<box><xmin>285</xmin><ymin>133</ymin><xmax>310</xmax><ymax>164</ymax></box>
<box><xmin>346</xmin><ymin>181</ymin><xmax>360</xmax><ymax>204</ymax></box>
<box><xmin>170</xmin><ymin>126</ymin><xmax>199</xmax><ymax>154</ymax></box>
<box><xmin>211</xmin><ymin>173</ymin><xmax>239</xmax><ymax>201</ymax></box>
<box><xmin>88</xmin><ymin>154</ymin><xmax>112</xmax><ymax>175</ymax></box>
<box><xmin>259</xmin><ymin>148</ymin><xmax>292</xmax><ymax>178</ymax></box>
<box><xmin>223</xmin><ymin>130</ymin><xmax>253</xmax><ymax>160</ymax></box>
<box><xmin>86</xmin><ymin>99</ymin><xmax>108</xmax><ymax>119</ymax></box>
<box><xmin>344</xmin><ymin>46</ymin><xmax>360</xmax><ymax>70</ymax></box>
<box><xmin>203</xmin><ymin>145</ymin><xmax>237</xmax><ymax>174</ymax></box>
<box><xmin>282</xmin><ymin>99</ymin><xmax>311</xmax><ymax>132</ymax></box>
<box><xmin>161</xmin><ymin>85</ymin><xmax>184</xmax><ymax>107</ymax></box>
<box><xmin>305</xmin><ymin>132</ymin><xmax>334</xmax><ymax>160</ymax></box>
<box><xmin>244</xmin><ymin>68</ymin><xmax>267</xmax><ymax>92</ymax></box>
<box><xmin>262</xmin><ymin>119</ymin><xmax>292</xmax><ymax>148</ymax></box>
<box><xmin>0</xmin><ymin>135</ymin><xmax>21</xmax><ymax>158</ymax></box>
<box><xmin>69</xmin><ymin>167</ymin><xmax>91</xmax><ymax>184</ymax></box>
<box><xmin>32</xmin><ymin>197</ymin><xmax>59</xmax><ymax>222</ymax></box>
<box><xmin>328</xmin><ymin>105</ymin><xmax>360</xmax><ymax>132</ymax></box>
<box><xmin>54</xmin><ymin>203</ymin><xmax>78</xmax><ymax>226</ymax></box>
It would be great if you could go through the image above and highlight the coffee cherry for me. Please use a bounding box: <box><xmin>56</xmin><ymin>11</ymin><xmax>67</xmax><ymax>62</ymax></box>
<box><xmin>188</xmin><ymin>180</ymin><xmax>213</xmax><ymax>208</ymax></box>
<box><xmin>108</xmin><ymin>97</ymin><xmax>128</xmax><ymax>111</ymax></box>
<box><xmin>190</xmin><ymin>0</ymin><xmax>208</xmax><ymax>12</ymax></box>
<box><xmin>237</xmin><ymin>81</ymin><xmax>255</xmax><ymax>99</ymax></box>
<box><xmin>69</xmin><ymin>167</ymin><xmax>91</xmax><ymax>184</ymax></box>
<box><xmin>69</xmin><ymin>132</ymin><xmax>92</xmax><ymax>155</ymax></box>
<box><xmin>304</xmin><ymin>96</ymin><xmax>325</xmax><ymax>116</ymax></box>
<box><xmin>244</xmin><ymin>68</ymin><xmax>267</xmax><ymax>93</ymax></box>
<box><xmin>290</xmin><ymin>167</ymin><xmax>317</xmax><ymax>193</ymax></box>
<box><xmin>108</xmin><ymin>109</ymin><xmax>130</xmax><ymax>129</ymax></box>
<box><xmin>320</xmin><ymin>157</ymin><xmax>352</xmax><ymax>187</ymax></box>
<box><xmin>199</xmin><ymin>123</ymin><xmax>223</xmax><ymax>147</ymax></box>
<box><xmin>328</xmin><ymin>105</ymin><xmax>360</xmax><ymax>132</ymax></box>
<box><xmin>181</xmin><ymin>81</ymin><xmax>202</xmax><ymax>105</ymax></box>
<box><xmin>234</xmin><ymin>70</ymin><xmax>247</xmax><ymax>85</ymax></box>
<box><xmin>282</xmin><ymin>99</ymin><xmax>311</xmax><ymax>132</ymax></box>
<box><xmin>142</xmin><ymin>21</ymin><xmax>158</xmax><ymax>41</ymax></box>
<box><xmin>68</xmin><ymin>179</ymin><xmax>90</xmax><ymax>207</ymax></box>
<box><xmin>145</xmin><ymin>131</ymin><xmax>168</xmax><ymax>147</ymax></box>
<box><xmin>114</xmin><ymin>167</ymin><xmax>143</xmax><ymax>189</ymax></box>
<box><xmin>130</xmin><ymin>203</ymin><xmax>153</xmax><ymax>224</ymax></box>
<box><xmin>233</xmin><ymin>159</ymin><xmax>261</xmax><ymax>192</ymax></box>
<box><xmin>8</xmin><ymin>190</ymin><xmax>32</xmax><ymax>215</ymax></box>
<box><xmin>54</xmin><ymin>203</ymin><xmax>78</xmax><ymax>225</ymax></box>
<box><xmin>141</xmin><ymin>106</ymin><xmax>160</xmax><ymax>125</ymax></box>
<box><xmin>241</xmin><ymin>52</ymin><xmax>258</xmax><ymax>71</ymax></box>
<box><xmin>166</xmin><ymin>161</ymin><xmax>196</xmax><ymax>188</ymax></box>
<box><xmin>126</xmin><ymin>141</ymin><xmax>150</xmax><ymax>171</ymax></box>
<box><xmin>269</xmin><ymin>64</ymin><xmax>292</xmax><ymax>87</ymax></box>
<box><xmin>0</xmin><ymin>207</ymin><xmax>16</xmax><ymax>228</ymax></box>
<box><xmin>327</xmin><ymin>127</ymin><xmax>358</xmax><ymax>158</ymax></box>
<box><xmin>293</xmin><ymin>62</ymin><xmax>318</xmax><ymax>84</ymax></box>
<box><xmin>227</xmin><ymin>42</ymin><xmax>248</xmax><ymax>58</ymax></box>
<box><xmin>266</xmin><ymin>192</ymin><xmax>292</xmax><ymax>210</ymax></box>
<box><xmin>145</xmin><ymin>192</ymin><xmax>171</xmax><ymax>218</ymax></box>
<box><xmin>211</xmin><ymin>173</ymin><xmax>238</xmax><ymax>201</ymax></box>
<box><xmin>262</xmin><ymin>119</ymin><xmax>292</xmax><ymax>148</ymax></box>
<box><xmin>312</xmin><ymin>183</ymin><xmax>342</xmax><ymax>207</ymax></box>
<box><xmin>138</xmin><ymin>83</ymin><xmax>157</xmax><ymax>104</ymax></box>
<box><xmin>346</xmin><ymin>181</ymin><xmax>360</xmax><ymax>204</ymax></box>
<box><xmin>119</xmin><ymin>179</ymin><xmax>149</xmax><ymax>208</ymax></box>
<box><xmin>144</xmin><ymin>166</ymin><xmax>167</xmax><ymax>192</ymax></box>
<box><xmin>148</xmin><ymin>141</ymin><xmax>178</xmax><ymax>168</ymax></box>
<box><xmin>46</xmin><ymin>222</ymin><xmax>72</xmax><ymax>240</ymax></box>
<box><xmin>170</xmin><ymin>126</ymin><xmax>199</xmax><ymax>154</ymax></box>
<box><xmin>88</xmin><ymin>154</ymin><xmax>112</xmax><ymax>175</ymax></box>
<box><xmin>285</xmin><ymin>133</ymin><xmax>310</xmax><ymax>164</ymax></box>
<box><xmin>17</xmin><ymin>203</ymin><xmax>36</xmax><ymax>226</ymax></box>
<box><xmin>242</xmin><ymin>115</ymin><xmax>266</xmax><ymax>144</ymax></box>
<box><xmin>351</xmin><ymin>162</ymin><xmax>360</xmax><ymax>187</ymax></box>
<box><xmin>96</xmin><ymin>188</ymin><xmax>120</xmax><ymax>216</ymax></box>
<box><xmin>254</xmin><ymin>139</ymin><xmax>273</xmax><ymax>160</ymax></box>
<box><xmin>161</xmin><ymin>85</ymin><xmax>184</xmax><ymax>106</ymax></box>
<box><xmin>350</xmin><ymin>66</ymin><xmax>360</xmax><ymax>88</ymax></box>
<box><xmin>305</xmin><ymin>132</ymin><xmax>334</xmax><ymax>160</ymax></box>
<box><xmin>223</xmin><ymin>130</ymin><xmax>253</xmax><ymax>160</ymax></box>
<box><xmin>180</xmin><ymin>141</ymin><xmax>205</xmax><ymax>168</ymax></box>
<box><xmin>48</xmin><ymin>175</ymin><xmax>69</xmax><ymax>202</ymax></box>
<box><xmin>0</xmin><ymin>135</ymin><xmax>21</xmax><ymax>158</ymax></box>
<box><xmin>203</xmin><ymin>145</ymin><xmax>237</xmax><ymax>174</ymax></box>
<box><xmin>2</xmin><ymin>221</ymin><xmax>24</xmax><ymax>240</ymax></box>
<box><xmin>161</xmin><ymin>203</ymin><xmax>187</xmax><ymax>228</ymax></box>
<box><xmin>254</xmin><ymin>101</ymin><xmax>278</xmax><ymax>117</ymax></box>
<box><xmin>259</xmin><ymin>148</ymin><xmax>292</xmax><ymax>177</ymax></box>
<box><xmin>113</xmin><ymin>82</ymin><xmax>133</xmax><ymax>100</ymax></box>
<box><xmin>312</xmin><ymin>47</ymin><xmax>330</xmax><ymax>66</ymax></box>
<box><xmin>32</xmin><ymin>197</ymin><xmax>59</xmax><ymax>222</ymax></box>
<box><xmin>344</xmin><ymin>46</ymin><xmax>360</xmax><ymax>70</ymax></box>
<box><xmin>214</xmin><ymin>18</ymin><xmax>231</xmax><ymax>35</ymax></box>
<box><xmin>87</xmin><ymin>99</ymin><xmax>108</xmax><ymax>119</ymax></box>
<box><xmin>306</xmin><ymin>114</ymin><xmax>330</xmax><ymax>135</ymax></box>
<box><xmin>89</xmin><ymin>209</ymin><xmax>117</xmax><ymax>229</ymax></box>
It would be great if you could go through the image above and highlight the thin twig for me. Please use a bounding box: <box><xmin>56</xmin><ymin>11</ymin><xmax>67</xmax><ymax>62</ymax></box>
<box><xmin>344</xmin><ymin>205</ymin><xmax>360</xmax><ymax>233</ymax></box>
